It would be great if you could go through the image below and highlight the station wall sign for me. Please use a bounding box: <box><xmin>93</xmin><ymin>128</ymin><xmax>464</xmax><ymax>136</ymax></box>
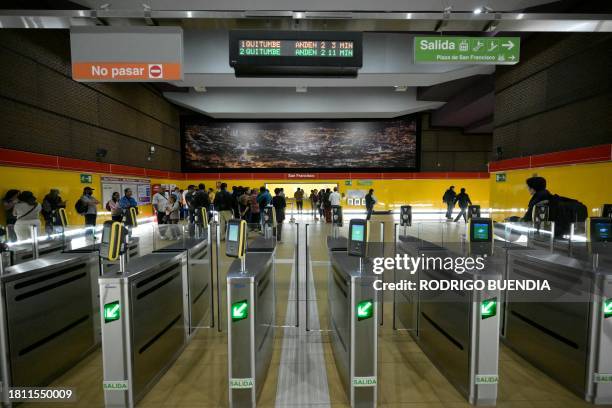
<box><xmin>414</xmin><ymin>36</ymin><xmax>520</xmax><ymax>65</ymax></box>
<box><xmin>70</xmin><ymin>26</ymin><xmax>183</xmax><ymax>82</ymax></box>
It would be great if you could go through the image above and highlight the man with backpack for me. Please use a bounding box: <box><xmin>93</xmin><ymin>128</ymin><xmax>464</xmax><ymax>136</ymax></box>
<box><xmin>77</xmin><ymin>186</ymin><xmax>98</xmax><ymax>228</ymax></box>
<box><xmin>42</xmin><ymin>189</ymin><xmax>66</xmax><ymax>234</ymax></box>
<box><xmin>443</xmin><ymin>186</ymin><xmax>456</xmax><ymax>220</ymax></box>
<box><xmin>365</xmin><ymin>189</ymin><xmax>376</xmax><ymax>220</ymax></box>
<box><xmin>522</xmin><ymin>176</ymin><xmax>587</xmax><ymax>236</ymax></box>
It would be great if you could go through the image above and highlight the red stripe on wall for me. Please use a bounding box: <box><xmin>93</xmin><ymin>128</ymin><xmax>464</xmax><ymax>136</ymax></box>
<box><xmin>0</xmin><ymin>148</ymin><xmax>59</xmax><ymax>169</ymax></box>
<box><xmin>489</xmin><ymin>144</ymin><xmax>612</xmax><ymax>172</ymax></box>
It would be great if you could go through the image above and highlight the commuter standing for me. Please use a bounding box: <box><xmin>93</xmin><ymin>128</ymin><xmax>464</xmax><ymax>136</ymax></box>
<box><xmin>365</xmin><ymin>189</ymin><xmax>376</xmax><ymax>220</ymax></box>
<box><xmin>2</xmin><ymin>189</ymin><xmax>20</xmax><ymax>241</ymax></box>
<box><xmin>249</xmin><ymin>189</ymin><xmax>260</xmax><ymax>228</ymax></box>
<box><xmin>323</xmin><ymin>188</ymin><xmax>332</xmax><ymax>223</ymax></box>
<box><xmin>443</xmin><ymin>186</ymin><xmax>456</xmax><ymax>220</ymax></box>
<box><xmin>522</xmin><ymin>176</ymin><xmax>552</xmax><ymax>222</ymax></box>
<box><xmin>165</xmin><ymin>194</ymin><xmax>181</xmax><ymax>240</ymax></box>
<box><xmin>238</xmin><ymin>189</ymin><xmax>251</xmax><ymax>221</ymax></box>
<box><xmin>41</xmin><ymin>188</ymin><xmax>66</xmax><ymax>234</ymax></box>
<box><xmin>294</xmin><ymin>188</ymin><xmax>304</xmax><ymax>214</ymax></box>
<box><xmin>184</xmin><ymin>185</ymin><xmax>196</xmax><ymax>223</ymax></box>
<box><xmin>257</xmin><ymin>186</ymin><xmax>272</xmax><ymax>231</ymax></box>
<box><xmin>329</xmin><ymin>187</ymin><xmax>341</xmax><ymax>207</ymax></box>
<box><xmin>310</xmin><ymin>189</ymin><xmax>319</xmax><ymax>220</ymax></box>
<box><xmin>453</xmin><ymin>188</ymin><xmax>473</xmax><ymax>223</ymax></box>
<box><xmin>79</xmin><ymin>187</ymin><xmax>99</xmax><ymax>229</ymax></box>
<box><xmin>13</xmin><ymin>191</ymin><xmax>41</xmax><ymax>241</ymax></box>
<box><xmin>106</xmin><ymin>192</ymin><xmax>122</xmax><ymax>222</ymax></box>
<box><xmin>214</xmin><ymin>183</ymin><xmax>235</xmax><ymax>241</ymax></box>
<box><xmin>271</xmin><ymin>188</ymin><xmax>286</xmax><ymax>242</ymax></box>
<box><xmin>193</xmin><ymin>183</ymin><xmax>211</xmax><ymax>222</ymax></box>
<box><xmin>119</xmin><ymin>188</ymin><xmax>139</xmax><ymax>223</ymax></box>
<box><xmin>152</xmin><ymin>187</ymin><xmax>168</xmax><ymax>225</ymax></box>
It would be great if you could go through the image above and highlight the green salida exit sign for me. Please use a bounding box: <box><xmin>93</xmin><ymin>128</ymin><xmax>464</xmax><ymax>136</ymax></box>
<box><xmin>481</xmin><ymin>298</ymin><xmax>497</xmax><ymax>319</ymax></box>
<box><xmin>414</xmin><ymin>36</ymin><xmax>520</xmax><ymax>65</ymax></box>
<box><xmin>357</xmin><ymin>299</ymin><xmax>374</xmax><ymax>321</ymax></box>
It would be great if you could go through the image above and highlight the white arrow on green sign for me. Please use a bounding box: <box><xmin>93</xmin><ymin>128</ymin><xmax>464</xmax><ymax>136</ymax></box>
<box><xmin>603</xmin><ymin>299</ymin><xmax>612</xmax><ymax>318</ymax></box>
<box><xmin>357</xmin><ymin>299</ymin><xmax>374</xmax><ymax>321</ymax></box>
<box><xmin>104</xmin><ymin>301</ymin><xmax>120</xmax><ymax>323</ymax></box>
<box><xmin>481</xmin><ymin>298</ymin><xmax>497</xmax><ymax>319</ymax></box>
<box><xmin>414</xmin><ymin>36</ymin><xmax>520</xmax><ymax>65</ymax></box>
<box><xmin>231</xmin><ymin>299</ymin><xmax>249</xmax><ymax>322</ymax></box>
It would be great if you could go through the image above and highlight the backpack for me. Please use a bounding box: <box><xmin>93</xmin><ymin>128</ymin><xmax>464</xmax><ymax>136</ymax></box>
<box><xmin>75</xmin><ymin>198</ymin><xmax>88</xmax><ymax>215</ymax></box>
<box><xmin>548</xmin><ymin>194</ymin><xmax>588</xmax><ymax>237</ymax></box>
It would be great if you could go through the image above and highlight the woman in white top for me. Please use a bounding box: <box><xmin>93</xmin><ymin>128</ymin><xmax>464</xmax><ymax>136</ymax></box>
<box><xmin>13</xmin><ymin>191</ymin><xmax>42</xmax><ymax>241</ymax></box>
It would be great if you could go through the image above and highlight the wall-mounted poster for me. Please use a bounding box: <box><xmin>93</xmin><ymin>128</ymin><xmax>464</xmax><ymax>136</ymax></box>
<box><xmin>101</xmin><ymin>177</ymin><xmax>151</xmax><ymax>207</ymax></box>
<box><xmin>182</xmin><ymin>117</ymin><xmax>419</xmax><ymax>171</ymax></box>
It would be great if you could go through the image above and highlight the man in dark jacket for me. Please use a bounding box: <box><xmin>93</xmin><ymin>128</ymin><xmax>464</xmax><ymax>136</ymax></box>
<box><xmin>271</xmin><ymin>188</ymin><xmax>286</xmax><ymax>242</ymax></box>
<box><xmin>41</xmin><ymin>189</ymin><xmax>66</xmax><ymax>234</ymax></box>
<box><xmin>453</xmin><ymin>188</ymin><xmax>473</xmax><ymax>222</ymax></box>
<box><xmin>443</xmin><ymin>186</ymin><xmax>456</xmax><ymax>220</ymax></box>
<box><xmin>214</xmin><ymin>183</ymin><xmax>236</xmax><ymax>240</ymax></box>
<box><xmin>193</xmin><ymin>183</ymin><xmax>211</xmax><ymax>222</ymax></box>
<box><xmin>522</xmin><ymin>176</ymin><xmax>552</xmax><ymax>222</ymax></box>
<box><xmin>365</xmin><ymin>189</ymin><xmax>376</xmax><ymax>221</ymax></box>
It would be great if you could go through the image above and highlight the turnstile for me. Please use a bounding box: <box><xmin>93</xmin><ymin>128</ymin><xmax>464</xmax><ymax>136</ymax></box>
<box><xmin>394</xmin><ymin>236</ymin><xmax>500</xmax><ymax>405</ymax></box>
<box><xmin>66</xmin><ymin>238</ymin><xmax>140</xmax><ymax>274</ymax></box>
<box><xmin>0</xmin><ymin>252</ymin><xmax>99</xmax><ymax>406</ymax></box>
<box><xmin>227</xmin><ymin>252</ymin><xmax>275</xmax><ymax>407</ymax></box>
<box><xmin>153</xmin><ymin>237</ymin><xmax>211</xmax><ymax>333</ymax></box>
<box><xmin>5</xmin><ymin>239</ymin><xmax>65</xmax><ymax>266</ymax></box>
<box><xmin>99</xmin><ymin>252</ymin><xmax>188</xmax><ymax>407</ymax></box>
<box><xmin>247</xmin><ymin>236</ymin><xmax>276</xmax><ymax>253</ymax></box>
<box><xmin>503</xmin><ymin>250</ymin><xmax>612</xmax><ymax>403</ymax></box>
<box><xmin>329</xmin><ymin>252</ymin><xmax>378</xmax><ymax>408</ymax></box>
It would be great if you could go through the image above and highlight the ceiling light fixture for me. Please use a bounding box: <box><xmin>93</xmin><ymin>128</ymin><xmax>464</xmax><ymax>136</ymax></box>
<box><xmin>394</xmin><ymin>86</ymin><xmax>408</xmax><ymax>92</ymax></box>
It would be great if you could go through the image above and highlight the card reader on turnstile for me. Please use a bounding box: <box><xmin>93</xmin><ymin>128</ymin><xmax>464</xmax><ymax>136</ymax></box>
<box><xmin>400</xmin><ymin>205</ymin><xmax>412</xmax><ymax>227</ymax></box>
<box><xmin>467</xmin><ymin>217</ymin><xmax>494</xmax><ymax>255</ymax></box>
<box><xmin>348</xmin><ymin>219</ymin><xmax>369</xmax><ymax>258</ymax></box>
<box><xmin>468</xmin><ymin>205</ymin><xmax>481</xmax><ymax>220</ymax></box>
<box><xmin>601</xmin><ymin>204</ymin><xmax>612</xmax><ymax>219</ymax></box>
<box><xmin>100</xmin><ymin>220</ymin><xmax>128</xmax><ymax>272</ymax></box>
<box><xmin>226</xmin><ymin>219</ymin><xmax>247</xmax><ymax>261</ymax></box>
<box><xmin>587</xmin><ymin>217</ymin><xmax>612</xmax><ymax>257</ymax></box>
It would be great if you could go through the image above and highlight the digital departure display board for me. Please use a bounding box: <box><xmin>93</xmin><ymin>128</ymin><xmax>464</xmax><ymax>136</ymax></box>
<box><xmin>229</xmin><ymin>31</ymin><xmax>363</xmax><ymax>77</ymax></box>
<box><xmin>238</xmin><ymin>40</ymin><xmax>355</xmax><ymax>58</ymax></box>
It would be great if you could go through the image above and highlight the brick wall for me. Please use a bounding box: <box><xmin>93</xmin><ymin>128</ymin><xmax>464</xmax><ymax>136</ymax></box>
<box><xmin>0</xmin><ymin>29</ymin><xmax>181</xmax><ymax>171</ymax></box>
<box><xmin>493</xmin><ymin>33</ymin><xmax>612</xmax><ymax>159</ymax></box>
<box><xmin>420</xmin><ymin>113</ymin><xmax>491</xmax><ymax>172</ymax></box>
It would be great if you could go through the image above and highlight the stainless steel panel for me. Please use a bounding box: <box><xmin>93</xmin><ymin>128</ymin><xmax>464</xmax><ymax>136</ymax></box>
<box><xmin>505</xmin><ymin>251</ymin><xmax>592</xmax><ymax>396</ymax></box>
<box><xmin>2</xmin><ymin>253</ymin><xmax>97</xmax><ymax>387</ymax></box>
<box><xmin>329</xmin><ymin>263</ymin><xmax>350</xmax><ymax>386</ymax></box>
<box><xmin>130</xmin><ymin>259</ymin><xmax>185</xmax><ymax>400</ymax></box>
<box><xmin>188</xmin><ymin>243</ymin><xmax>210</xmax><ymax>331</ymax></box>
<box><xmin>11</xmin><ymin>240</ymin><xmax>64</xmax><ymax>265</ymax></box>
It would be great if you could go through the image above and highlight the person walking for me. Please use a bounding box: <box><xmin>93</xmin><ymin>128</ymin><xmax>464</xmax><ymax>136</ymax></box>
<box><xmin>106</xmin><ymin>192</ymin><xmax>122</xmax><ymax>222</ymax></box>
<box><xmin>309</xmin><ymin>189</ymin><xmax>318</xmax><ymax>220</ymax></box>
<box><xmin>271</xmin><ymin>188</ymin><xmax>287</xmax><ymax>242</ymax></box>
<box><xmin>443</xmin><ymin>186</ymin><xmax>456</xmax><ymax>220</ymax></box>
<box><xmin>365</xmin><ymin>189</ymin><xmax>376</xmax><ymax>220</ymax></box>
<box><xmin>41</xmin><ymin>188</ymin><xmax>66</xmax><ymax>234</ymax></box>
<box><xmin>13</xmin><ymin>191</ymin><xmax>41</xmax><ymax>241</ymax></box>
<box><xmin>323</xmin><ymin>188</ymin><xmax>332</xmax><ymax>223</ymax></box>
<box><xmin>214</xmin><ymin>183</ymin><xmax>236</xmax><ymax>240</ymax></box>
<box><xmin>454</xmin><ymin>188</ymin><xmax>473</xmax><ymax>223</ymax></box>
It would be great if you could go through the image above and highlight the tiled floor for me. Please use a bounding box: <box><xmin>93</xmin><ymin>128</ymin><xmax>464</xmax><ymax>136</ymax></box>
<box><xmin>21</xmin><ymin>219</ymin><xmax>600</xmax><ymax>407</ymax></box>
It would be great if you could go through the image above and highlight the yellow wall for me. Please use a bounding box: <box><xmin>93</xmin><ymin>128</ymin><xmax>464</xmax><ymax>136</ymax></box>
<box><xmin>0</xmin><ymin>165</ymin><xmax>167</xmax><ymax>226</ymax></box>
<box><xmin>489</xmin><ymin>161</ymin><xmax>612</xmax><ymax>221</ymax></box>
<box><xmin>4</xmin><ymin>160</ymin><xmax>607</xmax><ymax>227</ymax></box>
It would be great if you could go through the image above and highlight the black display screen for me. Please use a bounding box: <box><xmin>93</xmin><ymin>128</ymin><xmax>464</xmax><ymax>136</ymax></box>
<box><xmin>229</xmin><ymin>30</ymin><xmax>363</xmax><ymax>77</ymax></box>
<box><xmin>238</xmin><ymin>39</ymin><xmax>355</xmax><ymax>58</ymax></box>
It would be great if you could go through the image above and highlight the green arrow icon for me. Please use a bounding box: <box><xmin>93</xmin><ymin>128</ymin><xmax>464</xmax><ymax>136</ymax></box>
<box><xmin>603</xmin><ymin>299</ymin><xmax>612</xmax><ymax>318</ymax></box>
<box><xmin>232</xmin><ymin>300</ymin><xmax>249</xmax><ymax>322</ymax></box>
<box><xmin>357</xmin><ymin>300</ymin><xmax>374</xmax><ymax>321</ymax></box>
<box><xmin>481</xmin><ymin>298</ymin><xmax>497</xmax><ymax>319</ymax></box>
<box><xmin>104</xmin><ymin>301</ymin><xmax>120</xmax><ymax>323</ymax></box>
